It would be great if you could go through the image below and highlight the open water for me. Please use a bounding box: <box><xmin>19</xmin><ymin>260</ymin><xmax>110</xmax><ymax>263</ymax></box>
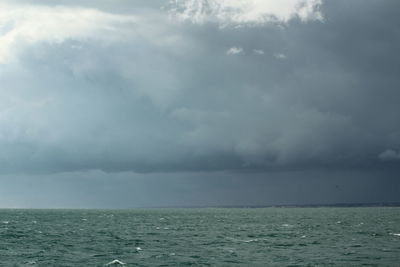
<box><xmin>0</xmin><ymin>207</ymin><xmax>399</xmax><ymax>266</ymax></box>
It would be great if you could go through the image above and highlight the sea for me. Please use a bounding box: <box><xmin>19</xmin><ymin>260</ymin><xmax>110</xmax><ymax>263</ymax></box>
<box><xmin>0</xmin><ymin>207</ymin><xmax>399</xmax><ymax>266</ymax></box>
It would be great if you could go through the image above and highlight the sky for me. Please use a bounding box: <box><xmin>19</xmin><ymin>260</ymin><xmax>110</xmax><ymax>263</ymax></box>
<box><xmin>0</xmin><ymin>0</ymin><xmax>399</xmax><ymax>208</ymax></box>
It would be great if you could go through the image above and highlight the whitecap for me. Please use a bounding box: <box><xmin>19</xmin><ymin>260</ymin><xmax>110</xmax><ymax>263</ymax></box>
<box><xmin>221</xmin><ymin>247</ymin><xmax>236</xmax><ymax>253</ymax></box>
<box><xmin>105</xmin><ymin>259</ymin><xmax>126</xmax><ymax>266</ymax></box>
<box><xmin>244</xmin><ymin>239</ymin><xmax>258</xmax><ymax>243</ymax></box>
<box><xmin>227</xmin><ymin>237</ymin><xmax>267</xmax><ymax>243</ymax></box>
<box><xmin>135</xmin><ymin>247</ymin><xmax>142</xmax><ymax>252</ymax></box>
<box><xmin>2</xmin><ymin>221</ymin><xmax>9</xmax><ymax>224</ymax></box>
<box><xmin>390</xmin><ymin>233</ymin><xmax>400</xmax><ymax>237</ymax></box>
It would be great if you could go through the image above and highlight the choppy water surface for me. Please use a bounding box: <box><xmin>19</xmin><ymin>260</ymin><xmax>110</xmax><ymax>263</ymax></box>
<box><xmin>1</xmin><ymin>207</ymin><xmax>399</xmax><ymax>266</ymax></box>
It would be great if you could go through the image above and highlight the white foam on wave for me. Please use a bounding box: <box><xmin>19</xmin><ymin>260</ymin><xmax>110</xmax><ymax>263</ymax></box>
<box><xmin>221</xmin><ymin>247</ymin><xmax>236</xmax><ymax>253</ymax></box>
<box><xmin>105</xmin><ymin>259</ymin><xmax>126</xmax><ymax>266</ymax></box>
<box><xmin>244</xmin><ymin>239</ymin><xmax>258</xmax><ymax>243</ymax></box>
<box><xmin>244</xmin><ymin>238</ymin><xmax>268</xmax><ymax>243</ymax></box>
<box><xmin>227</xmin><ymin>237</ymin><xmax>268</xmax><ymax>243</ymax></box>
<box><xmin>390</xmin><ymin>233</ymin><xmax>400</xmax><ymax>236</ymax></box>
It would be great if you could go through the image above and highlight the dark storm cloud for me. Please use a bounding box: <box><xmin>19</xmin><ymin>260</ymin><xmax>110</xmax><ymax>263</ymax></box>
<box><xmin>0</xmin><ymin>0</ymin><xmax>399</xmax><ymax>174</ymax></box>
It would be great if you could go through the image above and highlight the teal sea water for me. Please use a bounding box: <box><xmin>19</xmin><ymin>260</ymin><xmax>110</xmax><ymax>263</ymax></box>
<box><xmin>1</xmin><ymin>207</ymin><xmax>399</xmax><ymax>266</ymax></box>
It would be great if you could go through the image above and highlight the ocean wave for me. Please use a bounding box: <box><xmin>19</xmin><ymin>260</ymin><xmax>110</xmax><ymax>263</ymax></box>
<box><xmin>105</xmin><ymin>259</ymin><xmax>126</xmax><ymax>266</ymax></box>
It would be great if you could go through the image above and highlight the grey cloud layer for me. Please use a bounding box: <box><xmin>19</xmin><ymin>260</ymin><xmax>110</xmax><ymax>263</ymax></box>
<box><xmin>0</xmin><ymin>0</ymin><xmax>399</xmax><ymax>174</ymax></box>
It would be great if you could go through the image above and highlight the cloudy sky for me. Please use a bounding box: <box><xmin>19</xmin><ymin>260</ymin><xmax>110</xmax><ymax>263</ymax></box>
<box><xmin>0</xmin><ymin>0</ymin><xmax>399</xmax><ymax>208</ymax></box>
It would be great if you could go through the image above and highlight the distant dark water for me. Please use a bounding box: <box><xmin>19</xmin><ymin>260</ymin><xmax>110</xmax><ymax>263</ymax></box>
<box><xmin>1</xmin><ymin>208</ymin><xmax>399</xmax><ymax>266</ymax></box>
